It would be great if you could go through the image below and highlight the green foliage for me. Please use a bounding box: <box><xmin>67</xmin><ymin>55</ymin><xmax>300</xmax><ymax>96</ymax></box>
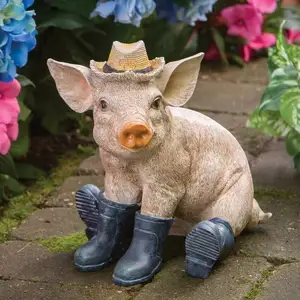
<box><xmin>39</xmin><ymin>232</ymin><xmax>87</xmax><ymax>252</ymax></box>
<box><xmin>0</xmin><ymin>146</ymin><xmax>95</xmax><ymax>242</ymax></box>
<box><xmin>248</xmin><ymin>22</ymin><xmax>300</xmax><ymax>171</ymax></box>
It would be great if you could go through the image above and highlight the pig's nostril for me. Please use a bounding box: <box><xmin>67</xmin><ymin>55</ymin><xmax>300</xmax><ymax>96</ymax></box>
<box><xmin>119</xmin><ymin>122</ymin><xmax>153</xmax><ymax>149</ymax></box>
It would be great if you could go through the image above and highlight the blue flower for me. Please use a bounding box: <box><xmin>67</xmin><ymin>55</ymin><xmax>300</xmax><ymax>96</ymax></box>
<box><xmin>0</xmin><ymin>0</ymin><xmax>36</xmax><ymax>82</ymax></box>
<box><xmin>91</xmin><ymin>0</ymin><xmax>156</xmax><ymax>27</ymax></box>
<box><xmin>155</xmin><ymin>0</ymin><xmax>217</xmax><ymax>25</ymax></box>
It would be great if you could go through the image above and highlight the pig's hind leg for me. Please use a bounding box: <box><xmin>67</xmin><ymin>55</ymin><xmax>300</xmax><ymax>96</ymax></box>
<box><xmin>185</xmin><ymin>171</ymin><xmax>253</xmax><ymax>279</ymax></box>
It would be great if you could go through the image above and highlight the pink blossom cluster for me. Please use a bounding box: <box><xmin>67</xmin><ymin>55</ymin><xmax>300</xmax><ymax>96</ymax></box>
<box><xmin>0</xmin><ymin>80</ymin><xmax>21</xmax><ymax>155</ymax></box>
<box><xmin>206</xmin><ymin>0</ymin><xmax>300</xmax><ymax>62</ymax></box>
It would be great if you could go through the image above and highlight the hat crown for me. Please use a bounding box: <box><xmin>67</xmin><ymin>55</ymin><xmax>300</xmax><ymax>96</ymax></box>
<box><xmin>106</xmin><ymin>41</ymin><xmax>152</xmax><ymax>72</ymax></box>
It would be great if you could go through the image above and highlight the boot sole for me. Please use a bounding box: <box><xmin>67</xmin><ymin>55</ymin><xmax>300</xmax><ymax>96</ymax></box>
<box><xmin>185</xmin><ymin>221</ymin><xmax>220</xmax><ymax>278</ymax></box>
<box><xmin>75</xmin><ymin>188</ymin><xmax>99</xmax><ymax>237</ymax></box>
<box><xmin>74</xmin><ymin>259</ymin><xmax>111</xmax><ymax>272</ymax></box>
<box><xmin>112</xmin><ymin>261</ymin><xmax>162</xmax><ymax>286</ymax></box>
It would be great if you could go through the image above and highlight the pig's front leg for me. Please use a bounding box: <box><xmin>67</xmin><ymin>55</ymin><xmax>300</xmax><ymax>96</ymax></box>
<box><xmin>141</xmin><ymin>181</ymin><xmax>185</xmax><ymax>218</ymax></box>
<box><xmin>74</xmin><ymin>156</ymin><xmax>141</xmax><ymax>273</ymax></box>
<box><xmin>104</xmin><ymin>172</ymin><xmax>141</xmax><ymax>205</ymax></box>
<box><xmin>112</xmin><ymin>179</ymin><xmax>185</xmax><ymax>286</ymax></box>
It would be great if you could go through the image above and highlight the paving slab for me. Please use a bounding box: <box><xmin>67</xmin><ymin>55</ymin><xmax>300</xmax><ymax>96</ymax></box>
<box><xmin>200</xmin><ymin>58</ymin><xmax>268</xmax><ymax>85</ymax></box>
<box><xmin>76</xmin><ymin>154</ymin><xmax>105</xmax><ymax>176</ymax></box>
<box><xmin>45</xmin><ymin>175</ymin><xmax>104</xmax><ymax>207</ymax></box>
<box><xmin>12</xmin><ymin>208</ymin><xmax>85</xmax><ymax>240</ymax></box>
<box><xmin>0</xmin><ymin>241</ymin><xmax>115</xmax><ymax>287</ymax></box>
<box><xmin>236</xmin><ymin>195</ymin><xmax>300</xmax><ymax>261</ymax></box>
<box><xmin>251</xmin><ymin>140</ymin><xmax>300</xmax><ymax>192</ymax></box>
<box><xmin>0</xmin><ymin>280</ymin><xmax>127</xmax><ymax>300</ymax></box>
<box><xmin>187</xmin><ymin>81</ymin><xmax>264</xmax><ymax>115</ymax></box>
<box><xmin>204</xmin><ymin>112</ymin><xmax>272</xmax><ymax>157</ymax></box>
<box><xmin>135</xmin><ymin>256</ymin><xmax>271</xmax><ymax>300</ymax></box>
<box><xmin>256</xmin><ymin>263</ymin><xmax>300</xmax><ymax>300</ymax></box>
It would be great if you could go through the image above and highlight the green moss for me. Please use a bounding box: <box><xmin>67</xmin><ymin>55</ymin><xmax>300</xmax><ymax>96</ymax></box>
<box><xmin>254</xmin><ymin>187</ymin><xmax>296</xmax><ymax>200</ymax></box>
<box><xmin>39</xmin><ymin>232</ymin><xmax>87</xmax><ymax>252</ymax></box>
<box><xmin>245</xmin><ymin>269</ymin><xmax>274</xmax><ymax>300</ymax></box>
<box><xmin>0</xmin><ymin>145</ymin><xmax>96</xmax><ymax>243</ymax></box>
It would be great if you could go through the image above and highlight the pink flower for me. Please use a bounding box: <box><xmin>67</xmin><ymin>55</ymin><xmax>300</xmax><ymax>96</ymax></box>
<box><xmin>221</xmin><ymin>4</ymin><xmax>264</xmax><ymax>41</ymax></box>
<box><xmin>247</xmin><ymin>0</ymin><xmax>277</xmax><ymax>14</ymax></box>
<box><xmin>285</xmin><ymin>28</ymin><xmax>300</xmax><ymax>44</ymax></box>
<box><xmin>242</xmin><ymin>32</ymin><xmax>276</xmax><ymax>62</ymax></box>
<box><xmin>205</xmin><ymin>44</ymin><xmax>221</xmax><ymax>61</ymax></box>
<box><xmin>0</xmin><ymin>79</ymin><xmax>21</xmax><ymax>155</ymax></box>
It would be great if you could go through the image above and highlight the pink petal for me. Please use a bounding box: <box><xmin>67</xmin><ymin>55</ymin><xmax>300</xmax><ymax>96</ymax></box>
<box><xmin>0</xmin><ymin>101</ymin><xmax>20</xmax><ymax>124</ymax></box>
<box><xmin>242</xmin><ymin>45</ymin><xmax>253</xmax><ymax>62</ymax></box>
<box><xmin>0</xmin><ymin>127</ymin><xmax>11</xmax><ymax>155</ymax></box>
<box><xmin>249</xmin><ymin>33</ymin><xmax>276</xmax><ymax>50</ymax></box>
<box><xmin>221</xmin><ymin>5</ymin><xmax>263</xmax><ymax>41</ymax></box>
<box><xmin>0</xmin><ymin>79</ymin><xmax>21</xmax><ymax>98</ymax></box>
<box><xmin>285</xmin><ymin>29</ymin><xmax>300</xmax><ymax>44</ymax></box>
<box><xmin>7</xmin><ymin>122</ymin><xmax>19</xmax><ymax>141</ymax></box>
<box><xmin>205</xmin><ymin>44</ymin><xmax>221</xmax><ymax>61</ymax></box>
<box><xmin>248</xmin><ymin>0</ymin><xmax>277</xmax><ymax>14</ymax></box>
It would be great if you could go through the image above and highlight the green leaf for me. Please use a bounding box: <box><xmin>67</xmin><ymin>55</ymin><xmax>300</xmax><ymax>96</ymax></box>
<box><xmin>15</xmin><ymin>163</ymin><xmax>46</xmax><ymax>180</ymax></box>
<box><xmin>287</xmin><ymin>44</ymin><xmax>300</xmax><ymax>72</ymax></box>
<box><xmin>2</xmin><ymin>176</ymin><xmax>25</xmax><ymax>194</ymax></box>
<box><xmin>38</xmin><ymin>12</ymin><xmax>92</xmax><ymax>30</ymax></box>
<box><xmin>247</xmin><ymin>108</ymin><xmax>291</xmax><ymax>137</ymax></box>
<box><xmin>294</xmin><ymin>153</ymin><xmax>300</xmax><ymax>171</ymax></box>
<box><xmin>44</xmin><ymin>0</ymin><xmax>97</xmax><ymax>19</ymax></box>
<box><xmin>230</xmin><ymin>54</ymin><xmax>246</xmax><ymax>67</ymax></box>
<box><xmin>18</xmin><ymin>101</ymin><xmax>31</xmax><ymax>122</ymax></box>
<box><xmin>0</xmin><ymin>153</ymin><xmax>18</xmax><ymax>179</ymax></box>
<box><xmin>259</xmin><ymin>66</ymin><xmax>299</xmax><ymax>111</ymax></box>
<box><xmin>286</xmin><ymin>129</ymin><xmax>300</xmax><ymax>156</ymax></box>
<box><xmin>280</xmin><ymin>87</ymin><xmax>300</xmax><ymax>133</ymax></box>
<box><xmin>282</xmin><ymin>6</ymin><xmax>300</xmax><ymax>31</ymax></box>
<box><xmin>16</xmin><ymin>75</ymin><xmax>35</xmax><ymax>88</ymax></box>
<box><xmin>17</xmin><ymin>89</ymin><xmax>32</xmax><ymax>121</ymax></box>
<box><xmin>10</xmin><ymin>120</ymin><xmax>30</xmax><ymax>159</ymax></box>
<box><xmin>211</xmin><ymin>28</ymin><xmax>229</xmax><ymax>66</ymax></box>
<box><xmin>173</xmin><ymin>0</ymin><xmax>192</xmax><ymax>7</ymax></box>
<box><xmin>268</xmin><ymin>22</ymin><xmax>291</xmax><ymax>71</ymax></box>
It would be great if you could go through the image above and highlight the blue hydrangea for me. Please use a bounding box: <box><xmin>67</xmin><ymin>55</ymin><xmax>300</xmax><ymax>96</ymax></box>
<box><xmin>91</xmin><ymin>0</ymin><xmax>156</xmax><ymax>27</ymax></box>
<box><xmin>0</xmin><ymin>0</ymin><xmax>36</xmax><ymax>82</ymax></box>
<box><xmin>155</xmin><ymin>0</ymin><xmax>217</xmax><ymax>25</ymax></box>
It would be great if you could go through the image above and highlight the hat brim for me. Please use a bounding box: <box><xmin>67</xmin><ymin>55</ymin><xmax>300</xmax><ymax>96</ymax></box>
<box><xmin>90</xmin><ymin>57</ymin><xmax>165</xmax><ymax>82</ymax></box>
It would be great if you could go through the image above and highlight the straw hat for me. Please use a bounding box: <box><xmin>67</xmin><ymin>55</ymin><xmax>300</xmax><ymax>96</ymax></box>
<box><xmin>90</xmin><ymin>41</ymin><xmax>165</xmax><ymax>81</ymax></box>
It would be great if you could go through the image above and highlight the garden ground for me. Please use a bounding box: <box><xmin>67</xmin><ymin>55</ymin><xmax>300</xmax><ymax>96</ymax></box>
<box><xmin>1</xmin><ymin>59</ymin><xmax>300</xmax><ymax>300</ymax></box>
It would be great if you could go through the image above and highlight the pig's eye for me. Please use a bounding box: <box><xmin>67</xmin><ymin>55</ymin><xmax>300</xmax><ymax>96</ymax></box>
<box><xmin>151</xmin><ymin>96</ymin><xmax>161</xmax><ymax>110</ymax></box>
<box><xmin>100</xmin><ymin>99</ymin><xmax>109</xmax><ymax>111</ymax></box>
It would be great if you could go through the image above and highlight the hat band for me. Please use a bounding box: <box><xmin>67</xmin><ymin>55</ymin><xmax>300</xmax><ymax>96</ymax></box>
<box><xmin>103</xmin><ymin>63</ymin><xmax>153</xmax><ymax>74</ymax></box>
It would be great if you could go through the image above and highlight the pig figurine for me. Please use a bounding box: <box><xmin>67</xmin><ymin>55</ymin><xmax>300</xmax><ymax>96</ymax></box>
<box><xmin>47</xmin><ymin>40</ymin><xmax>272</xmax><ymax>286</ymax></box>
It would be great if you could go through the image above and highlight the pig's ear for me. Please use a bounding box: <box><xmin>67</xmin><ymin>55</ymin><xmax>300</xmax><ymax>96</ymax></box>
<box><xmin>47</xmin><ymin>59</ymin><xmax>93</xmax><ymax>113</ymax></box>
<box><xmin>157</xmin><ymin>52</ymin><xmax>204</xmax><ymax>107</ymax></box>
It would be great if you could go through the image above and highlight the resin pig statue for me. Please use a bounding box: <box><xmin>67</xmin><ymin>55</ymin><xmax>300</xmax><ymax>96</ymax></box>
<box><xmin>47</xmin><ymin>41</ymin><xmax>272</xmax><ymax>286</ymax></box>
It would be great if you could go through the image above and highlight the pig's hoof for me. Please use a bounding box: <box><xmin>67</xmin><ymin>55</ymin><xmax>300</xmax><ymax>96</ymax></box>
<box><xmin>185</xmin><ymin>218</ymin><xmax>234</xmax><ymax>278</ymax></box>
<box><xmin>75</xmin><ymin>184</ymin><xmax>101</xmax><ymax>240</ymax></box>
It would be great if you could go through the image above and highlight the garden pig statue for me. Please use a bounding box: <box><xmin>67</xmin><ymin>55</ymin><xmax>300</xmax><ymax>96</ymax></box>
<box><xmin>47</xmin><ymin>40</ymin><xmax>272</xmax><ymax>287</ymax></box>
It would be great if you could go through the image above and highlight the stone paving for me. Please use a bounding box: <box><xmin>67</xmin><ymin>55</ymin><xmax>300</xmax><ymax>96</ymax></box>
<box><xmin>1</xmin><ymin>58</ymin><xmax>300</xmax><ymax>300</ymax></box>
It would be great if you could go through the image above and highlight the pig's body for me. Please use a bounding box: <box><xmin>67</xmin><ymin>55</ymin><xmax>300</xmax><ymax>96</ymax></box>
<box><xmin>100</xmin><ymin>107</ymin><xmax>270</xmax><ymax>236</ymax></box>
<box><xmin>48</xmin><ymin>44</ymin><xmax>272</xmax><ymax>284</ymax></box>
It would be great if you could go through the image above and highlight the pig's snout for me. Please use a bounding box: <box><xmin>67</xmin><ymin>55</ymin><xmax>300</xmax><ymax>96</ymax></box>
<box><xmin>119</xmin><ymin>122</ymin><xmax>153</xmax><ymax>150</ymax></box>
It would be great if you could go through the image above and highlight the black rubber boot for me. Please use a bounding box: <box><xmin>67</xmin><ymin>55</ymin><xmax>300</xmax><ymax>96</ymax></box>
<box><xmin>74</xmin><ymin>192</ymin><xmax>139</xmax><ymax>272</ymax></box>
<box><xmin>113</xmin><ymin>212</ymin><xmax>174</xmax><ymax>286</ymax></box>
<box><xmin>75</xmin><ymin>184</ymin><xmax>101</xmax><ymax>240</ymax></box>
<box><xmin>185</xmin><ymin>218</ymin><xmax>235</xmax><ymax>278</ymax></box>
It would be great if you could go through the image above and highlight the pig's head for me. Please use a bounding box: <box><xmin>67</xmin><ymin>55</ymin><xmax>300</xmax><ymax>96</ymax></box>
<box><xmin>47</xmin><ymin>41</ymin><xmax>203</xmax><ymax>159</ymax></box>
